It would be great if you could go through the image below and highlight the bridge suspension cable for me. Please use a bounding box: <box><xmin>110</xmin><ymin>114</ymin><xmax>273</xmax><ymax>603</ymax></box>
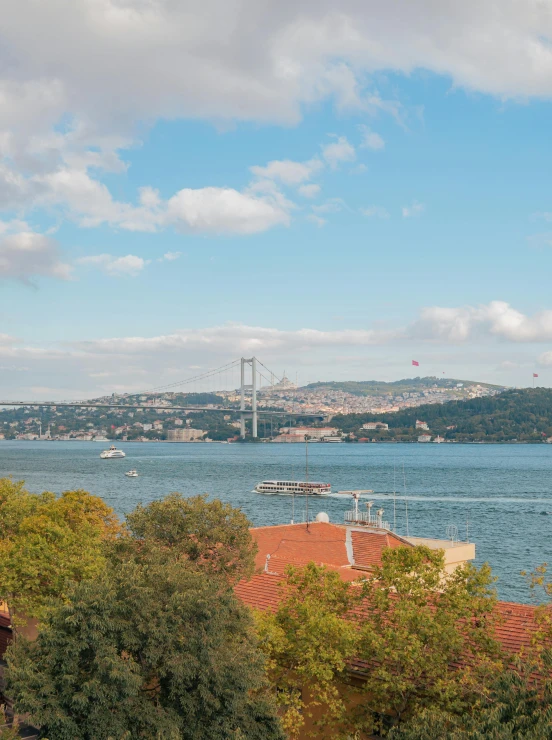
<box><xmin>132</xmin><ymin>359</ymin><xmax>242</xmax><ymax>396</ymax></box>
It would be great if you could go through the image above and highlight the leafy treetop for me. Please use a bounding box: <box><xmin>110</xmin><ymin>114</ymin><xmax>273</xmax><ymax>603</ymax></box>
<box><xmin>0</xmin><ymin>478</ymin><xmax>121</xmax><ymax>621</ymax></box>
<box><xmin>124</xmin><ymin>493</ymin><xmax>256</xmax><ymax>582</ymax></box>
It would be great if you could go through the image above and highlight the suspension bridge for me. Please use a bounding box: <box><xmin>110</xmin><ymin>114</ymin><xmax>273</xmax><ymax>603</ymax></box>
<box><xmin>0</xmin><ymin>357</ymin><xmax>326</xmax><ymax>438</ymax></box>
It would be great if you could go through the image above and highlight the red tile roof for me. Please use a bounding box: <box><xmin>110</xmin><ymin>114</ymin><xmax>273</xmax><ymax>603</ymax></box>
<box><xmin>239</xmin><ymin>523</ymin><xmax>547</xmax><ymax>663</ymax></box>
<box><xmin>351</xmin><ymin>530</ymin><xmax>406</xmax><ymax>568</ymax></box>
<box><xmin>235</xmin><ymin>571</ymin><xmax>545</xmax><ymax>660</ymax></box>
<box><xmin>251</xmin><ymin>522</ymin><xmax>349</xmax><ymax>571</ymax></box>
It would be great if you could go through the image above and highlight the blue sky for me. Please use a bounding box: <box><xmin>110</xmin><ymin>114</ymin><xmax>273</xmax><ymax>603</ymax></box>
<box><xmin>2</xmin><ymin>1</ymin><xmax>552</xmax><ymax>398</ymax></box>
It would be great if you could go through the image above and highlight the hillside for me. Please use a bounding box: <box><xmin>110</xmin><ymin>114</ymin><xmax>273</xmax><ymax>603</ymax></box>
<box><xmin>305</xmin><ymin>376</ymin><xmax>505</xmax><ymax>397</ymax></box>
<box><xmin>332</xmin><ymin>388</ymin><xmax>552</xmax><ymax>442</ymax></box>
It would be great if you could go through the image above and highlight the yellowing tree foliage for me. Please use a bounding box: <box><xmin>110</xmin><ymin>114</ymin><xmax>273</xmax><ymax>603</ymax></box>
<box><xmin>0</xmin><ymin>478</ymin><xmax>121</xmax><ymax>622</ymax></box>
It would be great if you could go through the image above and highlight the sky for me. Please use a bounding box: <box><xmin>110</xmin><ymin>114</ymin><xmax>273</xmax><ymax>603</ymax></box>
<box><xmin>2</xmin><ymin>0</ymin><xmax>552</xmax><ymax>398</ymax></box>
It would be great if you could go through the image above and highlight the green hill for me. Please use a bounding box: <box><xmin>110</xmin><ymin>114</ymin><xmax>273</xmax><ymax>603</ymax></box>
<box><xmin>305</xmin><ymin>376</ymin><xmax>504</xmax><ymax>397</ymax></box>
<box><xmin>332</xmin><ymin>387</ymin><xmax>552</xmax><ymax>442</ymax></box>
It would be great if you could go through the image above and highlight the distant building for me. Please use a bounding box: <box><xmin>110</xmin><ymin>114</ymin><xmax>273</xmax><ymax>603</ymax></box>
<box><xmin>415</xmin><ymin>420</ymin><xmax>429</xmax><ymax>430</ymax></box>
<box><xmin>362</xmin><ymin>422</ymin><xmax>389</xmax><ymax>431</ymax></box>
<box><xmin>167</xmin><ymin>428</ymin><xmax>206</xmax><ymax>442</ymax></box>
<box><xmin>418</xmin><ymin>434</ymin><xmax>432</xmax><ymax>443</ymax></box>
<box><xmin>265</xmin><ymin>373</ymin><xmax>297</xmax><ymax>392</ymax></box>
<box><xmin>274</xmin><ymin>426</ymin><xmax>338</xmax><ymax>442</ymax></box>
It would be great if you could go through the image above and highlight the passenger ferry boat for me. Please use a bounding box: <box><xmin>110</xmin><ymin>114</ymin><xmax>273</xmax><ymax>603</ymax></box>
<box><xmin>100</xmin><ymin>445</ymin><xmax>126</xmax><ymax>459</ymax></box>
<box><xmin>254</xmin><ymin>480</ymin><xmax>331</xmax><ymax>495</ymax></box>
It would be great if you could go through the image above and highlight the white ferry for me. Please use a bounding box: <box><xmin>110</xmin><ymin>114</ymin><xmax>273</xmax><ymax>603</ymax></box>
<box><xmin>254</xmin><ymin>480</ymin><xmax>331</xmax><ymax>495</ymax></box>
<box><xmin>100</xmin><ymin>445</ymin><xmax>126</xmax><ymax>459</ymax></box>
<box><xmin>125</xmin><ymin>469</ymin><xmax>138</xmax><ymax>477</ymax></box>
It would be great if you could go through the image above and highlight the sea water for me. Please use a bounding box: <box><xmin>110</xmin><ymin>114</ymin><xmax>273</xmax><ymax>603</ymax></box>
<box><xmin>1</xmin><ymin>440</ymin><xmax>551</xmax><ymax>603</ymax></box>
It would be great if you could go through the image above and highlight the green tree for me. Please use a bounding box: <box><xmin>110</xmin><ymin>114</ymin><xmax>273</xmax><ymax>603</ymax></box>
<box><xmin>355</xmin><ymin>546</ymin><xmax>503</xmax><ymax>735</ymax></box>
<box><xmin>124</xmin><ymin>493</ymin><xmax>256</xmax><ymax>582</ymax></box>
<box><xmin>0</xmin><ymin>479</ymin><xmax>121</xmax><ymax>623</ymax></box>
<box><xmin>6</xmin><ymin>555</ymin><xmax>283</xmax><ymax>740</ymax></box>
<box><xmin>388</xmin><ymin>657</ymin><xmax>552</xmax><ymax>739</ymax></box>
<box><xmin>256</xmin><ymin>563</ymin><xmax>360</xmax><ymax>739</ymax></box>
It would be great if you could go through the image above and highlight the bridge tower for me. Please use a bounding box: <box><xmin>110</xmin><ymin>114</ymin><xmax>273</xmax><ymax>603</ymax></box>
<box><xmin>240</xmin><ymin>357</ymin><xmax>257</xmax><ymax>438</ymax></box>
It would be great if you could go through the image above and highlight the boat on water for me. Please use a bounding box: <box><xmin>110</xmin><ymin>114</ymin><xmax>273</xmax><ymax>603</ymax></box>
<box><xmin>100</xmin><ymin>445</ymin><xmax>126</xmax><ymax>459</ymax></box>
<box><xmin>254</xmin><ymin>480</ymin><xmax>331</xmax><ymax>495</ymax></box>
<box><xmin>125</xmin><ymin>469</ymin><xmax>138</xmax><ymax>477</ymax></box>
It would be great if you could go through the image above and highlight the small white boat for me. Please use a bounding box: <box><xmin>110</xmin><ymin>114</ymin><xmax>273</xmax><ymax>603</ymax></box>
<box><xmin>100</xmin><ymin>445</ymin><xmax>126</xmax><ymax>459</ymax></box>
<box><xmin>125</xmin><ymin>469</ymin><xmax>138</xmax><ymax>477</ymax></box>
<box><xmin>254</xmin><ymin>480</ymin><xmax>331</xmax><ymax>495</ymax></box>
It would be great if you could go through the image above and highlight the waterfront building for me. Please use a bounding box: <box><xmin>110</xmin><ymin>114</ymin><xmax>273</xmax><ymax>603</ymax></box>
<box><xmin>361</xmin><ymin>422</ymin><xmax>389</xmax><ymax>430</ymax></box>
<box><xmin>418</xmin><ymin>434</ymin><xmax>432</xmax><ymax>442</ymax></box>
<box><xmin>274</xmin><ymin>426</ymin><xmax>338</xmax><ymax>442</ymax></box>
<box><xmin>167</xmin><ymin>428</ymin><xmax>206</xmax><ymax>442</ymax></box>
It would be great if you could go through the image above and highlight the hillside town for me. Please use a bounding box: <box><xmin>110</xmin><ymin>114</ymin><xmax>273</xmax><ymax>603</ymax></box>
<box><xmin>0</xmin><ymin>377</ymin><xmax>505</xmax><ymax>442</ymax></box>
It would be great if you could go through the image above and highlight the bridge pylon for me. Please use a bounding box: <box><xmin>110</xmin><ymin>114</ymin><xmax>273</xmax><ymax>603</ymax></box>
<box><xmin>240</xmin><ymin>357</ymin><xmax>257</xmax><ymax>438</ymax></box>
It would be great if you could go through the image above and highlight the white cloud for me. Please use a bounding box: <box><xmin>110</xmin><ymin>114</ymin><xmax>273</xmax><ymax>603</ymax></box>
<box><xmin>77</xmin><ymin>253</ymin><xmax>148</xmax><ymax>277</ymax></box>
<box><xmin>321</xmin><ymin>136</ymin><xmax>356</xmax><ymax>168</ymax></box>
<box><xmin>358</xmin><ymin>124</ymin><xmax>385</xmax><ymax>150</ymax></box>
<box><xmin>166</xmin><ymin>186</ymin><xmax>290</xmax><ymax>235</ymax></box>
<box><xmin>298</xmin><ymin>184</ymin><xmax>321</xmax><ymax>199</ymax></box>
<box><xmin>360</xmin><ymin>205</ymin><xmax>389</xmax><ymax>218</ymax></box>
<box><xmin>538</xmin><ymin>351</ymin><xmax>552</xmax><ymax>366</ymax></box>
<box><xmin>0</xmin><ymin>232</ymin><xmax>71</xmax><ymax>283</ymax></box>
<box><xmin>2</xmin><ymin>0</ymin><xmax>552</xmax><ymax>141</ymax></box>
<box><xmin>402</xmin><ymin>201</ymin><xmax>425</xmax><ymax>217</ymax></box>
<box><xmin>410</xmin><ymin>301</ymin><xmax>552</xmax><ymax>343</ymax></box>
<box><xmin>307</xmin><ymin>214</ymin><xmax>327</xmax><ymax>227</ymax></box>
<box><xmin>250</xmin><ymin>158</ymin><xmax>323</xmax><ymax>185</ymax></box>
<box><xmin>76</xmin><ymin>323</ymin><xmax>394</xmax><ymax>356</ymax></box>
<box><xmin>312</xmin><ymin>198</ymin><xmax>346</xmax><ymax>214</ymax></box>
<box><xmin>162</xmin><ymin>251</ymin><xmax>181</xmax><ymax>261</ymax></box>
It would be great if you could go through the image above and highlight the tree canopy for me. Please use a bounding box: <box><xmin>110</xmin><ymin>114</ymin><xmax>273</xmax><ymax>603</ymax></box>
<box><xmin>257</xmin><ymin>547</ymin><xmax>503</xmax><ymax>738</ymax></box>
<box><xmin>332</xmin><ymin>387</ymin><xmax>552</xmax><ymax>442</ymax></box>
<box><xmin>6</xmin><ymin>493</ymin><xmax>282</xmax><ymax>740</ymax></box>
<box><xmin>354</xmin><ymin>546</ymin><xmax>503</xmax><ymax>735</ymax></box>
<box><xmin>256</xmin><ymin>563</ymin><xmax>360</xmax><ymax>739</ymax></box>
<box><xmin>388</xmin><ymin>658</ymin><xmax>552</xmax><ymax>739</ymax></box>
<box><xmin>0</xmin><ymin>478</ymin><xmax>120</xmax><ymax>622</ymax></box>
<box><xmin>124</xmin><ymin>493</ymin><xmax>257</xmax><ymax>582</ymax></box>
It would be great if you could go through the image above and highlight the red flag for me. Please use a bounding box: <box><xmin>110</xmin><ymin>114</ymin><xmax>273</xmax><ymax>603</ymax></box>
<box><xmin>533</xmin><ymin>373</ymin><xmax>539</xmax><ymax>378</ymax></box>
<box><xmin>412</xmin><ymin>360</ymin><xmax>419</xmax><ymax>367</ymax></box>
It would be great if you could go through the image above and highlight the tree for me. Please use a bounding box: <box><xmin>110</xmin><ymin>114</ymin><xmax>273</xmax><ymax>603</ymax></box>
<box><xmin>6</xmin><ymin>555</ymin><xmax>284</xmax><ymax>740</ymax></box>
<box><xmin>354</xmin><ymin>546</ymin><xmax>503</xmax><ymax>735</ymax></box>
<box><xmin>388</xmin><ymin>657</ymin><xmax>552</xmax><ymax>739</ymax></box>
<box><xmin>0</xmin><ymin>479</ymin><xmax>121</xmax><ymax>623</ymax></box>
<box><xmin>124</xmin><ymin>493</ymin><xmax>256</xmax><ymax>583</ymax></box>
<box><xmin>256</xmin><ymin>563</ymin><xmax>360</xmax><ymax>739</ymax></box>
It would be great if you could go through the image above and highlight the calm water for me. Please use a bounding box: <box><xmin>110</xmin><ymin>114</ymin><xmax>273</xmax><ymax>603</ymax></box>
<box><xmin>1</xmin><ymin>441</ymin><xmax>551</xmax><ymax>603</ymax></box>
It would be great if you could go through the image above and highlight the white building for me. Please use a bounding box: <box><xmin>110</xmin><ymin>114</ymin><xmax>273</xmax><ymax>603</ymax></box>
<box><xmin>418</xmin><ymin>434</ymin><xmax>432</xmax><ymax>443</ymax></box>
<box><xmin>416</xmin><ymin>420</ymin><xmax>429</xmax><ymax>430</ymax></box>
<box><xmin>362</xmin><ymin>422</ymin><xmax>389</xmax><ymax>431</ymax></box>
<box><xmin>273</xmin><ymin>426</ymin><xmax>338</xmax><ymax>442</ymax></box>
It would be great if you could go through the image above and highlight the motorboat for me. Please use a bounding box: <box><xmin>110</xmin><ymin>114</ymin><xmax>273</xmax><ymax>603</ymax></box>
<box><xmin>100</xmin><ymin>445</ymin><xmax>126</xmax><ymax>459</ymax></box>
<box><xmin>254</xmin><ymin>480</ymin><xmax>331</xmax><ymax>495</ymax></box>
<box><xmin>125</xmin><ymin>469</ymin><xmax>138</xmax><ymax>477</ymax></box>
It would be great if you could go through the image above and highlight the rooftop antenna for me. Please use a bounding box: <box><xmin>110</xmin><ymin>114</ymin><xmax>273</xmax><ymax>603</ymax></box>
<box><xmin>403</xmin><ymin>462</ymin><xmax>409</xmax><ymax>537</ymax></box>
<box><xmin>365</xmin><ymin>499</ymin><xmax>373</xmax><ymax>523</ymax></box>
